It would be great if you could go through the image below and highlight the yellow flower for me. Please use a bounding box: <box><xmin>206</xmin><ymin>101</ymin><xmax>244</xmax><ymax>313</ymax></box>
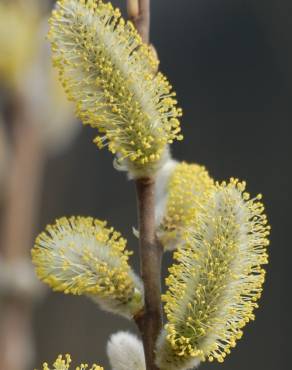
<box><xmin>156</xmin><ymin>161</ymin><xmax>214</xmax><ymax>251</ymax></box>
<box><xmin>48</xmin><ymin>0</ymin><xmax>183</xmax><ymax>177</ymax></box>
<box><xmin>156</xmin><ymin>179</ymin><xmax>270</xmax><ymax>369</ymax></box>
<box><xmin>39</xmin><ymin>354</ymin><xmax>103</xmax><ymax>370</ymax></box>
<box><xmin>32</xmin><ymin>216</ymin><xmax>143</xmax><ymax>318</ymax></box>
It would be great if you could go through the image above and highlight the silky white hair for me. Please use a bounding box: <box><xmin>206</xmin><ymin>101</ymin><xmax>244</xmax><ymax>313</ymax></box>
<box><xmin>155</xmin><ymin>157</ymin><xmax>178</xmax><ymax>226</ymax></box>
<box><xmin>107</xmin><ymin>331</ymin><xmax>146</xmax><ymax>370</ymax></box>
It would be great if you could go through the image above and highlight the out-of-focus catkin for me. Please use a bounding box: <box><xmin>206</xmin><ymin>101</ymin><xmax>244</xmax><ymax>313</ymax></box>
<box><xmin>0</xmin><ymin>0</ymin><xmax>39</xmax><ymax>88</ymax></box>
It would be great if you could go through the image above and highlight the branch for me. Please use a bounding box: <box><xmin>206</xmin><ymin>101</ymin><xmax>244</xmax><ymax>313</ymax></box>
<box><xmin>0</xmin><ymin>97</ymin><xmax>44</xmax><ymax>370</ymax></box>
<box><xmin>127</xmin><ymin>0</ymin><xmax>151</xmax><ymax>43</ymax></box>
<box><xmin>0</xmin><ymin>98</ymin><xmax>44</xmax><ymax>261</ymax></box>
<box><xmin>135</xmin><ymin>178</ymin><xmax>163</xmax><ymax>370</ymax></box>
<box><xmin>127</xmin><ymin>2</ymin><xmax>163</xmax><ymax>369</ymax></box>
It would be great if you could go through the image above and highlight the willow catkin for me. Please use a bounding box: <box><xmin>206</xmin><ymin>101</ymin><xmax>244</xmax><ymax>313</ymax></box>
<box><xmin>156</xmin><ymin>161</ymin><xmax>214</xmax><ymax>251</ymax></box>
<box><xmin>48</xmin><ymin>0</ymin><xmax>183</xmax><ymax>178</ymax></box>
<box><xmin>32</xmin><ymin>216</ymin><xmax>143</xmax><ymax>318</ymax></box>
<box><xmin>40</xmin><ymin>354</ymin><xmax>103</xmax><ymax>370</ymax></box>
<box><xmin>156</xmin><ymin>179</ymin><xmax>270</xmax><ymax>369</ymax></box>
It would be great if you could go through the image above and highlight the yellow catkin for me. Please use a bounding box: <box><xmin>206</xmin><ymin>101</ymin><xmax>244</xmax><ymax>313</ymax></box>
<box><xmin>48</xmin><ymin>0</ymin><xmax>183</xmax><ymax>177</ymax></box>
<box><xmin>32</xmin><ymin>216</ymin><xmax>143</xmax><ymax>318</ymax></box>
<box><xmin>0</xmin><ymin>0</ymin><xmax>40</xmax><ymax>88</ymax></box>
<box><xmin>158</xmin><ymin>179</ymin><xmax>270</xmax><ymax>366</ymax></box>
<box><xmin>158</xmin><ymin>162</ymin><xmax>214</xmax><ymax>250</ymax></box>
<box><xmin>39</xmin><ymin>354</ymin><xmax>103</xmax><ymax>370</ymax></box>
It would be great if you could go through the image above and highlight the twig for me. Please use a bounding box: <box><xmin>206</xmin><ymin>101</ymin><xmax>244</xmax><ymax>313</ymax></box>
<box><xmin>0</xmin><ymin>97</ymin><xmax>44</xmax><ymax>370</ymax></box>
<box><xmin>135</xmin><ymin>178</ymin><xmax>163</xmax><ymax>370</ymax></box>
<box><xmin>126</xmin><ymin>1</ymin><xmax>162</xmax><ymax>369</ymax></box>
<box><xmin>127</xmin><ymin>0</ymin><xmax>150</xmax><ymax>43</ymax></box>
<box><xmin>1</xmin><ymin>105</ymin><xmax>44</xmax><ymax>261</ymax></box>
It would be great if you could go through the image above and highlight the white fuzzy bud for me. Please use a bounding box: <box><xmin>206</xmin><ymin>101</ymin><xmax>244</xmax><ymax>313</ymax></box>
<box><xmin>107</xmin><ymin>332</ymin><xmax>146</xmax><ymax>370</ymax></box>
<box><xmin>155</xmin><ymin>156</ymin><xmax>178</xmax><ymax>226</ymax></box>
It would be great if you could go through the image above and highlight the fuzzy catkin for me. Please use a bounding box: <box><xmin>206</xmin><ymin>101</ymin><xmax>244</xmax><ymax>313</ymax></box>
<box><xmin>107</xmin><ymin>332</ymin><xmax>146</xmax><ymax>370</ymax></box>
<box><xmin>40</xmin><ymin>354</ymin><xmax>102</xmax><ymax>370</ymax></box>
<box><xmin>48</xmin><ymin>0</ymin><xmax>183</xmax><ymax>178</ymax></box>
<box><xmin>32</xmin><ymin>216</ymin><xmax>143</xmax><ymax>318</ymax></box>
<box><xmin>155</xmin><ymin>161</ymin><xmax>214</xmax><ymax>251</ymax></box>
<box><xmin>156</xmin><ymin>179</ymin><xmax>270</xmax><ymax>368</ymax></box>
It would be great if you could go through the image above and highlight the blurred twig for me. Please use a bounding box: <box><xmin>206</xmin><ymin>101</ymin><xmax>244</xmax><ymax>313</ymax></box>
<box><xmin>0</xmin><ymin>96</ymin><xmax>44</xmax><ymax>370</ymax></box>
<box><xmin>1</xmin><ymin>99</ymin><xmax>44</xmax><ymax>261</ymax></box>
<box><xmin>127</xmin><ymin>0</ymin><xmax>150</xmax><ymax>43</ymax></box>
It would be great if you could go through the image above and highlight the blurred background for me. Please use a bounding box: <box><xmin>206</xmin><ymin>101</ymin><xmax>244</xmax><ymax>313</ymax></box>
<box><xmin>0</xmin><ymin>0</ymin><xmax>290</xmax><ymax>369</ymax></box>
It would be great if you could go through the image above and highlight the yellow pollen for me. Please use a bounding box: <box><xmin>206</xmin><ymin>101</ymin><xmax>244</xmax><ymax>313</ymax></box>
<box><xmin>38</xmin><ymin>354</ymin><xmax>103</xmax><ymax>370</ymax></box>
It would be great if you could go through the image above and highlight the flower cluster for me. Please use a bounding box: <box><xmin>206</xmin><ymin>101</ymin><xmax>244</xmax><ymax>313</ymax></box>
<box><xmin>48</xmin><ymin>0</ymin><xmax>183</xmax><ymax>177</ymax></box>
<box><xmin>156</xmin><ymin>161</ymin><xmax>214</xmax><ymax>250</ymax></box>
<box><xmin>32</xmin><ymin>216</ymin><xmax>143</xmax><ymax>318</ymax></box>
<box><xmin>40</xmin><ymin>354</ymin><xmax>102</xmax><ymax>370</ymax></box>
<box><xmin>157</xmin><ymin>179</ymin><xmax>270</xmax><ymax>368</ymax></box>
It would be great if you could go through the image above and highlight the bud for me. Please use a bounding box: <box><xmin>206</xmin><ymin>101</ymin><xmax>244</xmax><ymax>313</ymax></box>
<box><xmin>107</xmin><ymin>331</ymin><xmax>145</xmax><ymax>370</ymax></box>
